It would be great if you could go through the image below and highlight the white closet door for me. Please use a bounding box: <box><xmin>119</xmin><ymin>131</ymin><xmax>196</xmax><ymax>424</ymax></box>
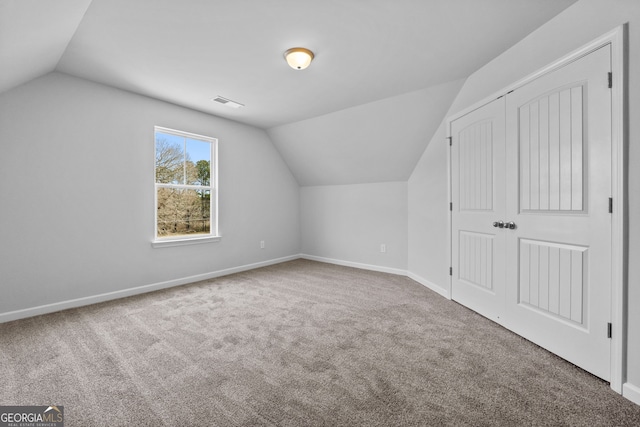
<box><xmin>504</xmin><ymin>45</ymin><xmax>612</xmax><ymax>380</ymax></box>
<box><xmin>451</xmin><ymin>98</ymin><xmax>506</xmax><ymax>323</ymax></box>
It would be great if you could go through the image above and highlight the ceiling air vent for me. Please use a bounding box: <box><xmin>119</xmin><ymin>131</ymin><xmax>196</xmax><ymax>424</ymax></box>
<box><xmin>211</xmin><ymin>96</ymin><xmax>244</xmax><ymax>109</ymax></box>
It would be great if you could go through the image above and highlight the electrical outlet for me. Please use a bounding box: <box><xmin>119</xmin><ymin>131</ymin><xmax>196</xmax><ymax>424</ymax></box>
<box><xmin>260</xmin><ymin>240</ymin><xmax>265</xmax><ymax>249</ymax></box>
<box><xmin>380</xmin><ymin>243</ymin><xmax>386</xmax><ymax>253</ymax></box>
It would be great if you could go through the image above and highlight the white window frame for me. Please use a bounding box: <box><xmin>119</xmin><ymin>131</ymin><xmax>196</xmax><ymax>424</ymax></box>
<box><xmin>152</xmin><ymin>126</ymin><xmax>219</xmax><ymax>248</ymax></box>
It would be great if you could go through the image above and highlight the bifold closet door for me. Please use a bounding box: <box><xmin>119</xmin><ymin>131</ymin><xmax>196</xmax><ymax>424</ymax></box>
<box><xmin>504</xmin><ymin>45</ymin><xmax>612</xmax><ymax>381</ymax></box>
<box><xmin>451</xmin><ymin>98</ymin><xmax>506</xmax><ymax>323</ymax></box>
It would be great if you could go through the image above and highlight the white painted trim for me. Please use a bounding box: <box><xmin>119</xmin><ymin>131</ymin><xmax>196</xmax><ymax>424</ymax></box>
<box><xmin>623</xmin><ymin>383</ymin><xmax>640</xmax><ymax>406</ymax></box>
<box><xmin>0</xmin><ymin>255</ymin><xmax>300</xmax><ymax>324</ymax></box>
<box><xmin>152</xmin><ymin>235</ymin><xmax>221</xmax><ymax>248</ymax></box>
<box><xmin>407</xmin><ymin>272</ymin><xmax>451</xmax><ymax>299</ymax></box>
<box><xmin>299</xmin><ymin>255</ymin><xmax>454</xmax><ymax>299</ymax></box>
<box><xmin>446</xmin><ymin>25</ymin><xmax>626</xmax><ymax>394</ymax></box>
<box><xmin>2</xmin><ymin>253</ymin><xmax>447</xmax><ymax>324</ymax></box>
<box><xmin>154</xmin><ymin>126</ymin><xmax>218</xmax><ymax>143</ymax></box>
<box><xmin>447</xmin><ymin>136</ymin><xmax>453</xmax><ymax>299</ymax></box>
<box><xmin>608</xmin><ymin>24</ymin><xmax>626</xmax><ymax>395</ymax></box>
<box><xmin>153</xmin><ymin>126</ymin><xmax>219</xmax><ymax>242</ymax></box>
<box><xmin>300</xmin><ymin>255</ymin><xmax>453</xmax><ymax>298</ymax></box>
<box><xmin>300</xmin><ymin>254</ymin><xmax>407</xmax><ymax>276</ymax></box>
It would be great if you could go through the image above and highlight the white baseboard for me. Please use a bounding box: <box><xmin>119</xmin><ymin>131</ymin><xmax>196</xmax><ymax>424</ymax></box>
<box><xmin>407</xmin><ymin>272</ymin><xmax>451</xmax><ymax>299</ymax></box>
<box><xmin>623</xmin><ymin>382</ymin><xmax>640</xmax><ymax>406</ymax></box>
<box><xmin>300</xmin><ymin>254</ymin><xmax>407</xmax><ymax>276</ymax></box>
<box><xmin>0</xmin><ymin>254</ymin><xmax>300</xmax><ymax>324</ymax></box>
<box><xmin>2</xmin><ymin>254</ymin><xmax>451</xmax><ymax>324</ymax></box>
<box><xmin>299</xmin><ymin>254</ymin><xmax>451</xmax><ymax>299</ymax></box>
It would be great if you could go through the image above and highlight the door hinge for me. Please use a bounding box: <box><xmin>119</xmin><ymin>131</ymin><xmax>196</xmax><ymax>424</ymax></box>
<box><xmin>447</xmin><ymin>136</ymin><xmax>452</xmax><ymax>146</ymax></box>
<box><xmin>608</xmin><ymin>72</ymin><xmax>612</xmax><ymax>88</ymax></box>
<box><xmin>449</xmin><ymin>202</ymin><xmax>453</xmax><ymax>211</ymax></box>
<box><xmin>449</xmin><ymin>267</ymin><xmax>453</xmax><ymax>276</ymax></box>
<box><xmin>609</xmin><ymin>197</ymin><xmax>613</xmax><ymax>213</ymax></box>
<box><xmin>607</xmin><ymin>322</ymin><xmax>612</xmax><ymax>338</ymax></box>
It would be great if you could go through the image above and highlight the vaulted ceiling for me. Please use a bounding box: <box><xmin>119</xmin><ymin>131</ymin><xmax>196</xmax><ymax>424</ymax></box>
<box><xmin>1</xmin><ymin>0</ymin><xmax>577</xmax><ymax>185</ymax></box>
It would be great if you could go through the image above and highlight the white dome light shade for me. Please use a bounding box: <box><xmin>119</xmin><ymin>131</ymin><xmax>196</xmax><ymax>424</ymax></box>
<box><xmin>284</xmin><ymin>47</ymin><xmax>314</xmax><ymax>70</ymax></box>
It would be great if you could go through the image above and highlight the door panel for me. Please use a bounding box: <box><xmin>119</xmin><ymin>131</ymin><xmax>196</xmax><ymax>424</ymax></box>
<box><xmin>518</xmin><ymin>239</ymin><xmax>588</xmax><ymax>326</ymax></box>
<box><xmin>459</xmin><ymin>231</ymin><xmax>494</xmax><ymax>290</ymax></box>
<box><xmin>451</xmin><ymin>98</ymin><xmax>506</xmax><ymax>323</ymax></box>
<box><xmin>519</xmin><ymin>85</ymin><xmax>586</xmax><ymax>212</ymax></box>
<box><xmin>504</xmin><ymin>45</ymin><xmax>612</xmax><ymax>380</ymax></box>
<box><xmin>459</xmin><ymin>120</ymin><xmax>494</xmax><ymax>211</ymax></box>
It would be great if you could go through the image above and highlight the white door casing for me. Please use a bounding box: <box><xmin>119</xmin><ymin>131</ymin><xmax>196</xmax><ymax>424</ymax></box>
<box><xmin>449</xmin><ymin>40</ymin><xmax>617</xmax><ymax>383</ymax></box>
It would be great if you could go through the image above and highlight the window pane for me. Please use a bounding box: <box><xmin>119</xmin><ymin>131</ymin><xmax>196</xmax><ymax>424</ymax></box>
<box><xmin>186</xmin><ymin>138</ymin><xmax>211</xmax><ymax>186</ymax></box>
<box><xmin>157</xmin><ymin>188</ymin><xmax>210</xmax><ymax>237</ymax></box>
<box><xmin>155</xmin><ymin>132</ymin><xmax>185</xmax><ymax>184</ymax></box>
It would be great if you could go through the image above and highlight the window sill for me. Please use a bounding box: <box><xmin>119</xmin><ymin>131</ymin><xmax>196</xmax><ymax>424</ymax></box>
<box><xmin>151</xmin><ymin>235</ymin><xmax>221</xmax><ymax>248</ymax></box>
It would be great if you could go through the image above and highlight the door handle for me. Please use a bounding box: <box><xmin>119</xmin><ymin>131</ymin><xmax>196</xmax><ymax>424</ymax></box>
<box><xmin>493</xmin><ymin>221</ymin><xmax>516</xmax><ymax>229</ymax></box>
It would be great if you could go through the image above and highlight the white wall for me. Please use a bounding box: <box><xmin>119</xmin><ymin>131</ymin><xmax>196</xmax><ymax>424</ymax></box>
<box><xmin>408</xmin><ymin>0</ymin><xmax>640</xmax><ymax>400</ymax></box>
<box><xmin>301</xmin><ymin>182</ymin><xmax>407</xmax><ymax>272</ymax></box>
<box><xmin>407</xmin><ymin>121</ymin><xmax>451</xmax><ymax>295</ymax></box>
<box><xmin>267</xmin><ymin>80</ymin><xmax>464</xmax><ymax>186</ymax></box>
<box><xmin>0</xmin><ymin>72</ymin><xmax>300</xmax><ymax>317</ymax></box>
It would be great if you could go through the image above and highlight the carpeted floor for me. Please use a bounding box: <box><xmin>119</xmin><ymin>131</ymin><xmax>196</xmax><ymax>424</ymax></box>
<box><xmin>1</xmin><ymin>259</ymin><xmax>639</xmax><ymax>426</ymax></box>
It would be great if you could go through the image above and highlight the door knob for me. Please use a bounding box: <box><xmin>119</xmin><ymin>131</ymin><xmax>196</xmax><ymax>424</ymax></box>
<box><xmin>493</xmin><ymin>221</ymin><xmax>504</xmax><ymax>228</ymax></box>
<box><xmin>506</xmin><ymin>221</ymin><xmax>516</xmax><ymax>230</ymax></box>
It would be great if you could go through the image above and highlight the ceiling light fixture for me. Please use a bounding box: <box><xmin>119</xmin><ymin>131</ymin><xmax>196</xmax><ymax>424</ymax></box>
<box><xmin>284</xmin><ymin>47</ymin><xmax>314</xmax><ymax>70</ymax></box>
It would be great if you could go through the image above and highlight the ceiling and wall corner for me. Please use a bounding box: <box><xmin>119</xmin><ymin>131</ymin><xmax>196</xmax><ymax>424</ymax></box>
<box><xmin>0</xmin><ymin>0</ymin><xmax>92</xmax><ymax>94</ymax></box>
<box><xmin>50</xmin><ymin>0</ymin><xmax>578</xmax><ymax>129</ymax></box>
<box><xmin>267</xmin><ymin>79</ymin><xmax>465</xmax><ymax>186</ymax></box>
<box><xmin>1</xmin><ymin>0</ymin><xmax>578</xmax><ymax>186</ymax></box>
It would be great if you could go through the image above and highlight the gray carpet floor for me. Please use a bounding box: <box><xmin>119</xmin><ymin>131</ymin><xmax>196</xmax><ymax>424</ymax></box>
<box><xmin>1</xmin><ymin>259</ymin><xmax>639</xmax><ymax>426</ymax></box>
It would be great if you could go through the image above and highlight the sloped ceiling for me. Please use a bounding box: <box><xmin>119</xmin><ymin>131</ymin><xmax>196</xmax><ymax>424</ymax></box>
<box><xmin>0</xmin><ymin>0</ymin><xmax>92</xmax><ymax>94</ymax></box>
<box><xmin>268</xmin><ymin>79</ymin><xmax>465</xmax><ymax>186</ymax></box>
<box><xmin>1</xmin><ymin>0</ymin><xmax>578</xmax><ymax>186</ymax></box>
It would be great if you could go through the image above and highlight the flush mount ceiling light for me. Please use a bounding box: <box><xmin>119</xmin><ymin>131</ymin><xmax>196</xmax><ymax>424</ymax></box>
<box><xmin>284</xmin><ymin>47</ymin><xmax>314</xmax><ymax>70</ymax></box>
